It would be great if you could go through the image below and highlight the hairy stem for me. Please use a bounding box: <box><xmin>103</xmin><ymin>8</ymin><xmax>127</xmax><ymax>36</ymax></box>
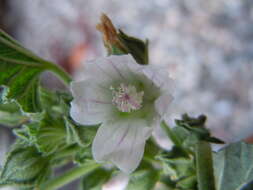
<box><xmin>161</xmin><ymin>121</ymin><xmax>181</xmax><ymax>147</ymax></box>
<box><xmin>195</xmin><ymin>141</ymin><xmax>216</xmax><ymax>190</ymax></box>
<box><xmin>45</xmin><ymin>61</ymin><xmax>72</xmax><ymax>86</ymax></box>
<box><xmin>52</xmin><ymin>145</ymin><xmax>80</xmax><ymax>161</ymax></box>
<box><xmin>161</xmin><ymin>121</ymin><xmax>190</xmax><ymax>157</ymax></box>
<box><xmin>40</xmin><ymin>163</ymin><xmax>100</xmax><ymax>190</ymax></box>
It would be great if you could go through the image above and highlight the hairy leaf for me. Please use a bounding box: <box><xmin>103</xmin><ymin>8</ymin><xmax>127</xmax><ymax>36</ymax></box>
<box><xmin>13</xmin><ymin>89</ymin><xmax>77</xmax><ymax>155</ymax></box>
<box><xmin>157</xmin><ymin>142</ymin><xmax>196</xmax><ymax>190</ymax></box>
<box><xmin>0</xmin><ymin>29</ymin><xmax>68</xmax><ymax>112</ymax></box>
<box><xmin>158</xmin><ymin>150</ymin><xmax>195</xmax><ymax>181</ymax></box>
<box><xmin>175</xmin><ymin>114</ymin><xmax>224</xmax><ymax>144</ymax></box>
<box><xmin>118</xmin><ymin>30</ymin><xmax>149</xmax><ymax>65</ymax></box>
<box><xmin>39</xmin><ymin>87</ymin><xmax>72</xmax><ymax>114</ymax></box>
<box><xmin>74</xmin><ymin>147</ymin><xmax>93</xmax><ymax>165</ymax></box>
<box><xmin>126</xmin><ymin>169</ymin><xmax>159</xmax><ymax>190</ymax></box>
<box><xmin>26</xmin><ymin>113</ymin><xmax>67</xmax><ymax>156</ymax></box>
<box><xmin>0</xmin><ymin>101</ymin><xmax>29</xmax><ymax>127</ymax></box>
<box><xmin>80</xmin><ymin>169</ymin><xmax>112</xmax><ymax>190</ymax></box>
<box><xmin>176</xmin><ymin>175</ymin><xmax>197</xmax><ymax>189</ymax></box>
<box><xmin>65</xmin><ymin>117</ymin><xmax>97</xmax><ymax>147</ymax></box>
<box><xmin>0</xmin><ymin>142</ymin><xmax>51</xmax><ymax>188</ymax></box>
<box><xmin>14</xmin><ymin>112</ymin><xmax>67</xmax><ymax>156</ymax></box>
<box><xmin>15</xmin><ymin>112</ymin><xmax>96</xmax><ymax>156</ymax></box>
<box><xmin>26</xmin><ymin>116</ymin><xmax>96</xmax><ymax>156</ymax></box>
<box><xmin>97</xmin><ymin>14</ymin><xmax>149</xmax><ymax>65</ymax></box>
<box><xmin>213</xmin><ymin>142</ymin><xmax>253</xmax><ymax>190</ymax></box>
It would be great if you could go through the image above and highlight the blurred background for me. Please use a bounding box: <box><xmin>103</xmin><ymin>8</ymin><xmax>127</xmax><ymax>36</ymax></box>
<box><xmin>0</xmin><ymin>0</ymin><xmax>253</xmax><ymax>189</ymax></box>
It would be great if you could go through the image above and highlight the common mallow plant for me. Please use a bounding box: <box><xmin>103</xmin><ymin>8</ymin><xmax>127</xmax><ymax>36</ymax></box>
<box><xmin>0</xmin><ymin>14</ymin><xmax>252</xmax><ymax>190</ymax></box>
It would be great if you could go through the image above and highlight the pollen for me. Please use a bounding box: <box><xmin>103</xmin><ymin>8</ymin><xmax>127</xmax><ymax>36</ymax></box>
<box><xmin>111</xmin><ymin>83</ymin><xmax>144</xmax><ymax>112</ymax></box>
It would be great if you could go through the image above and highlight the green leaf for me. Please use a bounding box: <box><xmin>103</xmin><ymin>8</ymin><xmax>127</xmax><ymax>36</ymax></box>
<box><xmin>16</xmin><ymin>112</ymin><xmax>96</xmax><ymax>156</ymax></box>
<box><xmin>0</xmin><ymin>30</ymin><xmax>45</xmax><ymax>112</ymax></box>
<box><xmin>97</xmin><ymin>14</ymin><xmax>149</xmax><ymax>65</ymax></box>
<box><xmin>64</xmin><ymin>117</ymin><xmax>97</xmax><ymax>147</ymax></box>
<box><xmin>40</xmin><ymin>162</ymin><xmax>100</xmax><ymax>190</ymax></box>
<box><xmin>213</xmin><ymin>142</ymin><xmax>253</xmax><ymax>190</ymax></box>
<box><xmin>0</xmin><ymin>29</ymin><xmax>71</xmax><ymax>112</ymax></box>
<box><xmin>14</xmin><ymin>111</ymin><xmax>68</xmax><ymax>156</ymax></box>
<box><xmin>13</xmin><ymin>126</ymin><xmax>32</xmax><ymax>144</ymax></box>
<box><xmin>157</xmin><ymin>142</ymin><xmax>197</xmax><ymax>190</ymax></box>
<box><xmin>154</xmin><ymin>182</ymin><xmax>175</xmax><ymax>190</ymax></box>
<box><xmin>0</xmin><ymin>29</ymin><xmax>46</xmax><ymax>65</ymax></box>
<box><xmin>34</xmin><ymin>115</ymin><xmax>96</xmax><ymax>156</ymax></box>
<box><xmin>171</xmin><ymin>127</ymin><xmax>189</xmax><ymax>143</ymax></box>
<box><xmin>80</xmin><ymin>169</ymin><xmax>112</xmax><ymax>190</ymax></box>
<box><xmin>50</xmin><ymin>145</ymin><xmax>81</xmax><ymax>167</ymax></box>
<box><xmin>13</xmin><ymin>89</ymin><xmax>84</xmax><ymax>156</ymax></box>
<box><xmin>142</xmin><ymin>140</ymin><xmax>160</xmax><ymax>162</ymax></box>
<box><xmin>126</xmin><ymin>169</ymin><xmax>159</xmax><ymax>190</ymax></box>
<box><xmin>0</xmin><ymin>101</ymin><xmax>29</xmax><ymax>127</ymax></box>
<box><xmin>26</xmin><ymin>113</ymin><xmax>68</xmax><ymax>155</ymax></box>
<box><xmin>39</xmin><ymin>87</ymin><xmax>72</xmax><ymax>114</ymax></box>
<box><xmin>157</xmin><ymin>149</ymin><xmax>195</xmax><ymax>181</ymax></box>
<box><xmin>176</xmin><ymin>175</ymin><xmax>197</xmax><ymax>189</ymax></box>
<box><xmin>20</xmin><ymin>187</ymin><xmax>34</xmax><ymax>190</ymax></box>
<box><xmin>118</xmin><ymin>30</ymin><xmax>149</xmax><ymax>65</ymax></box>
<box><xmin>0</xmin><ymin>141</ymin><xmax>51</xmax><ymax>188</ymax></box>
<box><xmin>175</xmin><ymin>114</ymin><xmax>224</xmax><ymax>144</ymax></box>
<box><xmin>74</xmin><ymin>147</ymin><xmax>93</xmax><ymax>165</ymax></box>
<box><xmin>160</xmin><ymin>122</ymin><xmax>191</xmax><ymax>157</ymax></box>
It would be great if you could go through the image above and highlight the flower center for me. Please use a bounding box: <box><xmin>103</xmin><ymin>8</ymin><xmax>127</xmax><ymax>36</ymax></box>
<box><xmin>111</xmin><ymin>83</ymin><xmax>144</xmax><ymax>113</ymax></box>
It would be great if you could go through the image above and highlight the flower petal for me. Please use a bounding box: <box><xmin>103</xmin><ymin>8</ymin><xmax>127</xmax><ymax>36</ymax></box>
<box><xmin>142</xmin><ymin>65</ymin><xmax>175</xmax><ymax>90</ymax></box>
<box><xmin>106</xmin><ymin>55</ymin><xmax>143</xmax><ymax>80</ymax></box>
<box><xmin>87</xmin><ymin>55</ymin><xmax>148</xmax><ymax>85</ymax></box>
<box><xmin>83</xmin><ymin>55</ymin><xmax>140</xmax><ymax>85</ymax></box>
<box><xmin>70</xmin><ymin>80</ymin><xmax>112</xmax><ymax>125</ymax></box>
<box><xmin>155</xmin><ymin>92</ymin><xmax>174</xmax><ymax>117</ymax></box>
<box><xmin>92</xmin><ymin>119</ymin><xmax>152</xmax><ymax>173</ymax></box>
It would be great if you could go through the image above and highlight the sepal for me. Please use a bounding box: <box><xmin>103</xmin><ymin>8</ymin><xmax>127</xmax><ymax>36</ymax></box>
<box><xmin>175</xmin><ymin>114</ymin><xmax>224</xmax><ymax>144</ymax></box>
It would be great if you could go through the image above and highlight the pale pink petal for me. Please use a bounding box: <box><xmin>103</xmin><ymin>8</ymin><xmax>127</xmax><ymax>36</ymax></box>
<box><xmin>92</xmin><ymin>119</ymin><xmax>152</xmax><ymax>173</ymax></box>
<box><xmin>104</xmin><ymin>55</ymin><xmax>144</xmax><ymax>84</ymax></box>
<box><xmin>70</xmin><ymin>80</ymin><xmax>112</xmax><ymax>125</ymax></box>
<box><xmin>155</xmin><ymin>92</ymin><xmax>174</xmax><ymax>117</ymax></box>
<box><xmin>142</xmin><ymin>65</ymin><xmax>175</xmax><ymax>90</ymax></box>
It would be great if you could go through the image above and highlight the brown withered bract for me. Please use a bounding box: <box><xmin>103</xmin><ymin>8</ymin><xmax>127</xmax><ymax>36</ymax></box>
<box><xmin>96</xmin><ymin>14</ymin><xmax>127</xmax><ymax>53</ymax></box>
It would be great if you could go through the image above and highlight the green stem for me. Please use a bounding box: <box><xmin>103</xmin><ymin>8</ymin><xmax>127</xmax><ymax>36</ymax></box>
<box><xmin>161</xmin><ymin>121</ymin><xmax>190</xmax><ymax>157</ymax></box>
<box><xmin>40</xmin><ymin>163</ymin><xmax>100</xmax><ymax>190</ymax></box>
<box><xmin>161</xmin><ymin>121</ymin><xmax>181</xmax><ymax>147</ymax></box>
<box><xmin>143</xmin><ymin>156</ymin><xmax>162</xmax><ymax>167</ymax></box>
<box><xmin>45</xmin><ymin>61</ymin><xmax>72</xmax><ymax>86</ymax></box>
<box><xmin>195</xmin><ymin>141</ymin><xmax>216</xmax><ymax>190</ymax></box>
<box><xmin>52</xmin><ymin>145</ymin><xmax>80</xmax><ymax>161</ymax></box>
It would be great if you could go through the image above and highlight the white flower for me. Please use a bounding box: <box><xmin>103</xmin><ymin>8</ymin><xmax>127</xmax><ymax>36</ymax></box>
<box><xmin>70</xmin><ymin>55</ymin><xmax>174</xmax><ymax>173</ymax></box>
